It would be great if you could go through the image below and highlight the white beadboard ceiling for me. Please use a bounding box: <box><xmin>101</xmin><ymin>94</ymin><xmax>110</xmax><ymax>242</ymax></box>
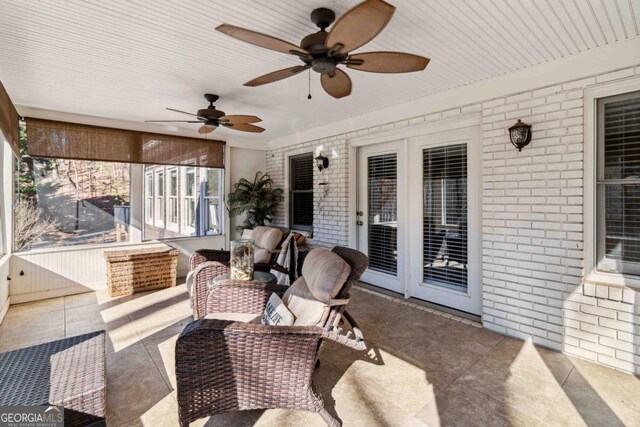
<box><xmin>1</xmin><ymin>0</ymin><xmax>639</xmax><ymax>141</ymax></box>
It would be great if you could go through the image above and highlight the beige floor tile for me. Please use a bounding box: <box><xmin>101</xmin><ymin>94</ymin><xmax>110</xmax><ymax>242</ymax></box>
<box><xmin>106</xmin><ymin>365</ymin><xmax>172</xmax><ymax>426</ymax></box>
<box><xmin>542</xmin><ymin>385</ymin><xmax>639</xmax><ymax>427</ymax></box>
<box><xmin>64</xmin><ymin>290</ymin><xmax>122</xmax><ymax>309</ymax></box>
<box><xmin>0</xmin><ymin>308</ymin><xmax>66</xmax><ymax>352</ymax></box>
<box><xmin>122</xmin><ymin>289</ymin><xmax>192</xmax><ymax>341</ymax></box>
<box><xmin>314</xmin><ymin>359</ymin><xmax>347</xmax><ymax>394</ymax></box>
<box><xmin>66</xmin><ymin>320</ymin><xmax>142</xmax><ymax>353</ymax></box>
<box><xmin>544</xmin><ymin>359</ymin><xmax>640</xmax><ymax>425</ymax></box>
<box><xmin>200</xmin><ymin>409</ymin><xmax>309</xmax><ymax>427</ymax></box>
<box><xmin>298</xmin><ymin>368</ymin><xmax>429</xmax><ymax>427</ymax></box>
<box><xmin>478</xmin><ymin>337</ymin><xmax>575</xmax><ymax>384</ymax></box>
<box><xmin>353</xmin><ymin>347</ymin><xmax>454</xmax><ymax>414</ymax></box>
<box><xmin>106</xmin><ymin>342</ymin><xmax>158</xmax><ymax>384</ymax></box>
<box><xmin>319</xmin><ymin>338</ymin><xmax>383</xmax><ymax>373</ymax></box>
<box><xmin>4</xmin><ymin>297</ymin><xmax>65</xmax><ymax>318</ymax></box>
<box><xmin>361</xmin><ymin>307</ymin><xmax>452</xmax><ymax>351</ymax></box>
<box><xmin>415</xmin><ymin>382</ymin><xmax>542</xmax><ymax>427</ymax></box>
<box><xmin>454</xmin><ymin>357</ymin><xmax>564</xmax><ymax>419</ymax></box>
<box><xmin>65</xmin><ymin>301</ymin><xmax>130</xmax><ymax>325</ymax></box>
<box><xmin>347</xmin><ymin>288</ymin><xmax>397</xmax><ymax>326</ymax></box>
<box><xmin>114</xmin><ymin>394</ymin><xmax>180</xmax><ymax>427</ymax></box>
<box><xmin>0</xmin><ymin>326</ymin><xmax>66</xmax><ymax>352</ymax></box>
<box><xmin>144</xmin><ymin>334</ymin><xmax>179</xmax><ymax>390</ymax></box>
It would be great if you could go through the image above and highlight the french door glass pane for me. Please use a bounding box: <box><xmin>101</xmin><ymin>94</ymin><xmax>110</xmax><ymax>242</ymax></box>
<box><xmin>423</xmin><ymin>144</ymin><xmax>468</xmax><ymax>292</ymax></box>
<box><xmin>368</xmin><ymin>153</ymin><xmax>398</xmax><ymax>275</ymax></box>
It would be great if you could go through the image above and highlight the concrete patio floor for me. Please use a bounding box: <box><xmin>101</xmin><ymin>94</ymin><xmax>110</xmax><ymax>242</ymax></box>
<box><xmin>0</xmin><ymin>283</ymin><xmax>638</xmax><ymax>427</ymax></box>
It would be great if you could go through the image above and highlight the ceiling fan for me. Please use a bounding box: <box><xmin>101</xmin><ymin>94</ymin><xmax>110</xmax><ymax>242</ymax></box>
<box><xmin>145</xmin><ymin>94</ymin><xmax>265</xmax><ymax>134</ymax></box>
<box><xmin>216</xmin><ymin>0</ymin><xmax>430</xmax><ymax>99</ymax></box>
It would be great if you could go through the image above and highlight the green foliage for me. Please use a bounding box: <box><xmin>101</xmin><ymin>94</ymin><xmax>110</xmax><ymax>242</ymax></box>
<box><xmin>15</xmin><ymin>125</ymin><xmax>37</xmax><ymax>201</ymax></box>
<box><xmin>227</xmin><ymin>171</ymin><xmax>284</xmax><ymax>233</ymax></box>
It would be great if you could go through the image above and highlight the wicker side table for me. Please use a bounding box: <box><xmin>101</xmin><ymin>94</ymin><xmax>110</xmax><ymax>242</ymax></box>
<box><xmin>104</xmin><ymin>246</ymin><xmax>179</xmax><ymax>297</ymax></box>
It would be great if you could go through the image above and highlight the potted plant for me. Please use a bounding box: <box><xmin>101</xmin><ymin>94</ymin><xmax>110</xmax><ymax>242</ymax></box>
<box><xmin>227</xmin><ymin>171</ymin><xmax>284</xmax><ymax>234</ymax></box>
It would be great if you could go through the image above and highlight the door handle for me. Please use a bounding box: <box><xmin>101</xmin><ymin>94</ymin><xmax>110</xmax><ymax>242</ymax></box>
<box><xmin>357</xmin><ymin>220</ymin><xmax>364</xmax><ymax>226</ymax></box>
<box><xmin>356</xmin><ymin>211</ymin><xmax>363</xmax><ymax>216</ymax></box>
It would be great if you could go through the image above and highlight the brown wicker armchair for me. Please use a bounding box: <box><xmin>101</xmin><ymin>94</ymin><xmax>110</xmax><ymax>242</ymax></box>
<box><xmin>176</xmin><ymin>246</ymin><xmax>368</xmax><ymax>427</ymax></box>
<box><xmin>188</xmin><ymin>235</ymin><xmax>303</xmax><ymax>319</ymax></box>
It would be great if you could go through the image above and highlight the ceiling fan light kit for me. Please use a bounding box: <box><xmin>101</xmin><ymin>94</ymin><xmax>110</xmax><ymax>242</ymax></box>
<box><xmin>216</xmin><ymin>0</ymin><xmax>430</xmax><ymax>99</ymax></box>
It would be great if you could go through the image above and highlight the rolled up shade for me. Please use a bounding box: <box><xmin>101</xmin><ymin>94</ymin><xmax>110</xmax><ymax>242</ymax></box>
<box><xmin>0</xmin><ymin>81</ymin><xmax>21</xmax><ymax>157</ymax></box>
<box><xmin>26</xmin><ymin>118</ymin><xmax>225</xmax><ymax>168</ymax></box>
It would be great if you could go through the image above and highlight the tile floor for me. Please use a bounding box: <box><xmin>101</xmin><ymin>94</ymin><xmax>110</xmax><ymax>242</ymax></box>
<box><xmin>1</xmin><ymin>283</ymin><xmax>639</xmax><ymax>426</ymax></box>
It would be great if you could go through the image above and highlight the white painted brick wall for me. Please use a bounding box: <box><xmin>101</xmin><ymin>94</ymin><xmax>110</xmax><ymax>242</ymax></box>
<box><xmin>266</xmin><ymin>139</ymin><xmax>350</xmax><ymax>248</ymax></box>
<box><xmin>266</xmin><ymin>65</ymin><xmax>640</xmax><ymax>375</ymax></box>
<box><xmin>480</xmin><ymin>67</ymin><xmax>640</xmax><ymax>375</ymax></box>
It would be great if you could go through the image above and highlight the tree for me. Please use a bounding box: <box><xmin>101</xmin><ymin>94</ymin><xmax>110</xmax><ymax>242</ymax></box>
<box><xmin>14</xmin><ymin>200</ymin><xmax>59</xmax><ymax>251</ymax></box>
<box><xmin>227</xmin><ymin>172</ymin><xmax>284</xmax><ymax>233</ymax></box>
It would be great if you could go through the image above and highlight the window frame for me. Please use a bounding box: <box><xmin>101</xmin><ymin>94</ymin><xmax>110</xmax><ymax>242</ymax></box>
<box><xmin>144</xmin><ymin>172</ymin><xmax>153</xmax><ymax>224</ymax></box>
<box><xmin>142</xmin><ymin>165</ymin><xmax>225</xmax><ymax>241</ymax></box>
<box><xmin>203</xmin><ymin>168</ymin><xmax>223</xmax><ymax>235</ymax></box>
<box><xmin>181</xmin><ymin>166</ymin><xmax>196</xmax><ymax>234</ymax></box>
<box><xmin>584</xmin><ymin>77</ymin><xmax>640</xmax><ymax>289</ymax></box>
<box><xmin>167</xmin><ymin>167</ymin><xmax>179</xmax><ymax>231</ymax></box>
<box><xmin>154</xmin><ymin>170</ymin><xmax>165</xmax><ymax>227</ymax></box>
<box><xmin>288</xmin><ymin>152</ymin><xmax>314</xmax><ymax>233</ymax></box>
<box><xmin>595</xmin><ymin>91</ymin><xmax>640</xmax><ymax>276</ymax></box>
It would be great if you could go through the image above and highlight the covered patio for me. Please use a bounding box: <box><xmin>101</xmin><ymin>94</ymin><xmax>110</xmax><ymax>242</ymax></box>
<box><xmin>1</xmin><ymin>0</ymin><xmax>640</xmax><ymax>426</ymax></box>
<box><xmin>2</xmin><ymin>282</ymin><xmax>639</xmax><ymax>426</ymax></box>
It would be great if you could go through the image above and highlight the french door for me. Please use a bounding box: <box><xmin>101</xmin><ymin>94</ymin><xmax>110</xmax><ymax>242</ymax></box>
<box><xmin>357</xmin><ymin>141</ymin><xmax>405</xmax><ymax>293</ymax></box>
<box><xmin>408</xmin><ymin>127</ymin><xmax>482</xmax><ymax>315</ymax></box>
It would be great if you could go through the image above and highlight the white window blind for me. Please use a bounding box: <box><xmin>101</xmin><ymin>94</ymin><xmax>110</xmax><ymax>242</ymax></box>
<box><xmin>367</xmin><ymin>153</ymin><xmax>398</xmax><ymax>275</ymax></box>
<box><xmin>597</xmin><ymin>91</ymin><xmax>640</xmax><ymax>275</ymax></box>
<box><xmin>423</xmin><ymin>144</ymin><xmax>468</xmax><ymax>291</ymax></box>
<box><xmin>289</xmin><ymin>153</ymin><xmax>314</xmax><ymax>231</ymax></box>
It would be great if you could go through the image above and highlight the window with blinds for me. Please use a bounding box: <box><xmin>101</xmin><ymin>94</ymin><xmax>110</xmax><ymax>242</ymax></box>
<box><xmin>289</xmin><ymin>153</ymin><xmax>314</xmax><ymax>231</ymax></box>
<box><xmin>367</xmin><ymin>153</ymin><xmax>398</xmax><ymax>275</ymax></box>
<box><xmin>597</xmin><ymin>91</ymin><xmax>640</xmax><ymax>275</ymax></box>
<box><xmin>423</xmin><ymin>144</ymin><xmax>468</xmax><ymax>292</ymax></box>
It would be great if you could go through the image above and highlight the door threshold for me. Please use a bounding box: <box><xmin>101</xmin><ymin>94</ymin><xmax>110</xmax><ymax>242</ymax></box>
<box><xmin>355</xmin><ymin>281</ymin><xmax>481</xmax><ymax>324</ymax></box>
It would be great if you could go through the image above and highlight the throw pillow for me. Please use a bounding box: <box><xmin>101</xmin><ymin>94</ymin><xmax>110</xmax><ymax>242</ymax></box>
<box><xmin>262</xmin><ymin>293</ymin><xmax>295</xmax><ymax>326</ymax></box>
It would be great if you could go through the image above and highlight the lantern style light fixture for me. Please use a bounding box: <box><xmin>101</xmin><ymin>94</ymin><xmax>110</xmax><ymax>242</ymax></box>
<box><xmin>315</xmin><ymin>153</ymin><xmax>329</xmax><ymax>172</ymax></box>
<box><xmin>508</xmin><ymin>119</ymin><xmax>532</xmax><ymax>152</ymax></box>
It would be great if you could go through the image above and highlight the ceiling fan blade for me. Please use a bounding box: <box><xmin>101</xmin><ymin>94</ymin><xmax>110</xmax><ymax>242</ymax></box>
<box><xmin>321</xmin><ymin>68</ymin><xmax>352</xmax><ymax>99</ymax></box>
<box><xmin>216</xmin><ymin>24</ymin><xmax>309</xmax><ymax>56</ymax></box>
<box><xmin>245</xmin><ymin>65</ymin><xmax>309</xmax><ymax>87</ymax></box>
<box><xmin>218</xmin><ymin>115</ymin><xmax>262</xmax><ymax>124</ymax></box>
<box><xmin>325</xmin><ymin>0</ymin><xmax>395</xmax><ymax>54</ymax></box>
<box><xmin>144</xmin><ymin>120</ymin><xmax>202</xmax><ymax>123</ymax></box>
<box><xmin>198</xmin><ymin>125</ymin><xmax>216</xmax><ymax>134</ymax></box>
<box><xmin>347</xmin><ymin>51</ymin><xmax>430</xmax><ymax>73</ymax></box>
<box><xmin>223</xmin><ymin>123</ymin><xmax>265</xmax><ymax>133</ymax></box>
<box><xmin>166</xmin><ymin>108</ymin><xmax>200</xmax><ymax>117</ymax></box>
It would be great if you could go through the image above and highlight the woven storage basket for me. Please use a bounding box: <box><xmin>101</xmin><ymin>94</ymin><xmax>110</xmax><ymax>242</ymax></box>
<box><xmin>104</xmin><ymin>247</ymin><xmax>179</xmax><ymax>297</ymax></box>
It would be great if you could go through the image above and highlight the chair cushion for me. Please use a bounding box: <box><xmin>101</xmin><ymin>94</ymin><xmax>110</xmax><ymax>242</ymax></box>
<box><xmin>282</xmin><ymin>277</ymin><xmax>330</xmax><ymax>327</ymax></box>
<box><xmin>252</xmin><ymin>227</ymin><xmax>283</xmax><ymax>251</ymax></box>
<box><xmin>261</xmin><ymin>293</ymin><xmax>295</xmax><ymax>326</ymax></box>
<box><xmin>301</xmin><ymin>248</ymin><xmax>351</xmax><ymax>303</ymax></box>
<box><xmin>254</xmin><ymin>248</ymin><xmax>272</xmax><ymax>264</ymax></box>
<box><xmin>204</xmin><ymin>312</ymin><xmax>261</xmax><ymax>323</ymax></box>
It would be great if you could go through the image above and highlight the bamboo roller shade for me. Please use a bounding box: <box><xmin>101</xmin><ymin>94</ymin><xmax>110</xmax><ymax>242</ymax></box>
<box><xmin>26</xmin><ymin>117</ymin><xmax>225</xmax><ymax>168</ymax></box>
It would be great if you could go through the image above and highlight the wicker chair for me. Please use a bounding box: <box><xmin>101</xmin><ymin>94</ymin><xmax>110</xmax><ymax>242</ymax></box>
<box><xmin>176</xmin><ymin>246</ymin><xmax>369</xmax><ymax>427</ymax></box>
<box><xmin>188</xmin><ymin>236</ymin><xmax>302</xmax><ymax>319</ymax></box>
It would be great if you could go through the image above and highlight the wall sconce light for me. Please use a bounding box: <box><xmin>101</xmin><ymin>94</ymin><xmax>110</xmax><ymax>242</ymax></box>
<box><xmin>315</xmin><ymin>154</ymin><xmax>329</xmax><ymax>172</ymax></box>
<box><xmin>508</xmin><ymin>119</ymin><xmax>532</xmax><ymax>152</ymax></box>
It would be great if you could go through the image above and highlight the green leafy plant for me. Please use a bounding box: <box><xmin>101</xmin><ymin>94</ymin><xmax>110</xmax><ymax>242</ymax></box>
<box><xmin>227</xmin><ymin>171</ymin><xmax>284</xmax><ymax>233</ymax></box>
